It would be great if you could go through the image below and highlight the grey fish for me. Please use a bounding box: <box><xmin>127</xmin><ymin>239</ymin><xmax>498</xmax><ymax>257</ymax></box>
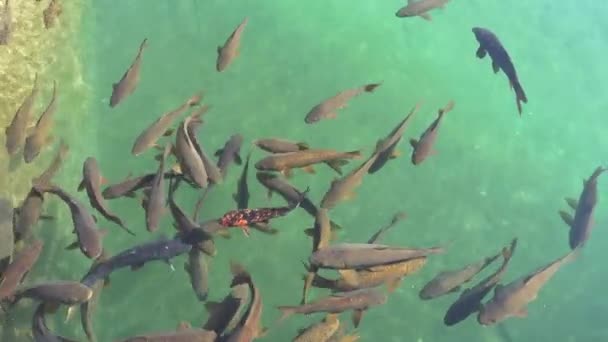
<box><xmin>42</xmin><ymin>0</ymin><xmax>62</xmax><ymax>29</ymax></box>
<box><xmin>278</xmin><ymin>289</ymin><xmax>386</xmax><ymax>328</ymax></box>
<box><xmin>78</xmin><ymin>157</ymin><xmax>134</xmax><ymax>236</ymax></box>
<box><xmin>473</xmin><ymin>27</ymin><xmax>528</xmax><ymax>115</ymax></box>
<box><xmin>478</xmin><ymin>248</ymin><xmax>578</xmax><ymax>325</ymax></box>
<box><xmin>33</xmin><ymin>303</ymin><xmax>78</xmax><ymax>342</ymax></box>
<box><xmin>253</xmin><ymin>138</ymin><xmax>308</xmax><ymax>154</ymax></box>
<box><xmin>187</xmin><ymin>116</ymin><xmax>223</xmax><ymax>185</ymax></box>
<box><xmin>32</xmin><ymin>140</ymin><xmax>69</xmax><ymax>187</ymax></box>
<box><xmin>369</xmin><ymin>102</ymin><xmax>422</xmax><ymax>174</ymax></box>
<box><xmin>13</xmin><ymin>188</ymin><xmax>46</xmax><ymax>241</ymax></box>
<box><xmin>0</xmin><ymin>239</ymin><xmax>43</xmax><ymax>300</ymax></box>
<box><xmin>305</xmin><ymin>83</ymin><xmax>382</xmax><ymax>124</ymax></box>
<box><xmin>5</xmin><ymin>73</ymin><xmax>39</xmax><ymax>155</ymax></box>
<box><xmin>420</xmin><ymin>249</ymin><xmax>502</xmax><ymax>300</ymax></box>
<box><xmin>559</xmin><ymin>166</ymin><xmax>607</xmax><ymax>249</ymax></box>
<box><xmin>224</xmin><ymin>262</ymin><xmax>266</xmax><ymax>342</ymax></box>
<box><xmin>175</xmin><ymin>114</ymin><xmax>208</xmax><ymax>188</ymax></box>
<box><xmin>255</xmin><ymin>149</ymin><xmax>361</xmax><ymax>176</ymax></box>
<box><xmin>310</xmin><ymin>243</ymin><xmax>445</xmax><ymax>270</ymax></box>
<box><xmin>216</xmin><ymin>134</ymin><xmax>244</xmax><ymax>177</ymax></box>
<box><xmin>185</xmin><ymin>249</ymin><xmax>209</xmax><ymax>301</ymax></box>
<box><xmin>13</xmin><ymin>281</ymin><xmax>93</xmax><ymax>306</ymax></box>
<box><xmin>34</xmin><ymin>185</ymin><xmax>103</xmax><ymax>259</ymax></box>
<box><xmin>217</xmin><ymin>17</ymin><xmax>248</xmax><ymax>72</ymax></box>
<box><xmin>410</xmin><ymin>101</ymin><xmax>454</xmax><ymax>165</ymax></box>
<box><xmin>102</xmin><ymin>171</ymin><xmax>182</xmax><ymax>199</ymax></box>
<box><xmin>145</xmin><ymin>144</ymin><xmax>171</xmax><ymax>232</ymax></box>
<box><xmin>24</xmin><ymin>80</ymin><xmax>58</xmax><ymax>163</ymax></box>
<box><xmin>0</xmin><ymin>0</ymin><xmax>11</xmax><ymax>45</ymax></box>
<box><xmin>443</xmin><ymin>238</ymin><xmax>517</xmax><ymax>326</ymax></box>
<box><xmin>396</xmin><ymin>0</ymin><xmax>450</xmax><ymax>21</ymax></box>
<box><xmin>80</xmin><ymin>251</ymin><xmax>108</xmax><ymax>342</ymax></box>
<box><xmin>110</xmin><ymin>38</ymin><xmax>147</xmax><ymax>108</ymax></box>
<box><xmin>234</xmin><ymin>151</ymin><xmax>252</xmax><ymax>210</ymax></box>
<box><xmin>131</xmin><ymin>92</ymin><xmax>202</xmax><ymax>155</ymax></box>
<box><xmin>204</xmin><ymin>283</ymin><xmax>250</xmax><ymax>336</ymax></box>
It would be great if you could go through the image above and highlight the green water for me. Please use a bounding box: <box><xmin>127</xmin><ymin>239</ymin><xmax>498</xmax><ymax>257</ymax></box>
<box><xmin>6</xmin><ymin>0</ymin><xmax>608</xmax><ymax>341</ymax></box>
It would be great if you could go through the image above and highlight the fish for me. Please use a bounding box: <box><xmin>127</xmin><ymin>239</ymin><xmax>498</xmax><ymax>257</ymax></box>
<box><xmin>395</xmin><ymin>0</ymin><xmax>450</xmax><ymax>21</ymax></box>
<box><xmin>0</xmin><ymin>198</ymin><xmax>13</xmax><ymax>262</ymax></box>
<box><xmin>33</xmin><ymin>303</ymin><xmax>78</xmax><ymax>342</ymax></box>
<box><xmin>233</xmin><ymin>151</ymin><xmax>252</xmax><ymax>210</ymax></box>
<box><xmin>367</xmin><ymin>211</ymin><xmax>407</xmax><ymax>244</ymax></box>
<box><xmin>217</xmin><ymin>17</ymin><xmax>248</xmax><ymax>72</ymax></box>
<box><xmin>175</xmin><ymin>114</ymin><xmax>209</xmax><ymax>188</ymax></box>
<box><xmin>409</xmin><ymin>100</ymin><xmax>454</xmax><ymax>165</ymax></box>
<box><xmin>185</xmin><ymin>249</ymin><xmax>209</xmax><ymax>301</ymax></box>
<box><xmin>101</xmin><ymin>171</ymin><xmax>182</xmax><ymax>199</ymax></box>
<box><xmin>12</xmin><ymin>189</ymin><xmax>46</xmax><ymax>241</ymax></box>
<box><xmin>218</xmin><ymin>188</ymin><xmax>309</xmax><ymax>236</ymax></box>
<box><xmin>472</xmin><ymin>27</ymin><xmax>528</xmax><ymax>115</ymax></box>
<box><xmin>419</xmin><ymin>249</ymin><xmax>502</xmax><ymax>300</ymax></box>
<box><xmin>42</xmin><ymin>0</ymin><xmax>62</xmax><ymax>29</ymax></box>
<box><xmin>12</xmin><ymin>281</ymin><xmax>93</xmax><ymax>306</ymax></box>
<box><xmin>253</xmin><ymin>138</ymin><xmax>309</xmax><ymax>154</ymax></box>
<box><xmin>320</xmin><ymin>152</ymin><xmax>379</xmax><ymax>210</ymax></box>
<box><xmin>116</xmin><ymin>327</ymin><xmax>217</xmax><ymax>342</ymax></box>
<box><xmin>305</xmin><ymin>83</ymin><xmax>382</xmax><ymax>124</ymax></box>
<box><xmin>0</xmin><ymin>0</ymin><xmax>11</xmax><ymax>45</ymax></box>
<box><xmin>132</xmin><ymin>92</ymin><xmax>202</xmax><ymax>155</ymax></box>
<box><xmin>145</xmin><ymin>144</ymin><xmax>171</xmax><ymax>232</ymax></box>
<box><xmin>559</xmin><ymin>166</ymin><xmax>607</xmax><ymax>249</ymax></box>
<box><xmin>278</xmin><ymin>289</ymin><xmax>386</xmax><ymax>328</ymax></box>
<box><xmin>369</xmin><ymin>102</ymin><xmax>422</xmax><ymax>174</ymax></box>
<box><xmin>255</xmin><ymin>149</ymin><xmax>361</xmax><ymax>176</ymax></box>
<box><xmin>81</xmin><ymin>235</ymin><xmax>193</xmax><ymax>288</ymax></box>
<box><xmin>216</xmin><ymin>134</ymin><xmax>244</xmax><ymax>177</ymax></box>
<box><xmin>5</xmin><ymin>73</ymin><xmax>39</xmax><ymax>156</ymax></box>
<box><xmin>223</xmin><ymin>262</ymin><xmax>266</xmax><ymax>342</ymax></box>
<box><xmin>443</xmin><ymin>238</ymin><xmax>517</xmax><ymax>327</ymax></box>
<box><xmin>203</xmin><ymin>283</ymin><xmax>250</xmax><ymax>336</ymax></box>
<box><xmin>302</xmin><ymin>208</ymin><xmax>334</xmax><ymax>304</ymax></box>
<box><xmin>80</xmin><ymin>251</ymin><xmax>108</xmax><ymax>342</ymax></box>
<box><xmin>24</xmin><ymin>80</ymin><xmax>58</xmax><ymax>163</ymax></box>
<box><xmin>293</xmin><ymin>314</ymin><xmax>340</xmax><ymax>342</ymax></box>
<box><xmin>0</xmin><ymin>239</ymin><xmax>43</xmax><ymax>301</ymax></box>
<box><xmin>34</xmin><ymin>185</ymin><xmax>104</xmax><ymax>259</ymax></box>
<box><xmin>309</xmin><ymin>243</ymin><xmax>445</xmax><ymax>270</ymax></box>
<box><xmin>187</xmin><ymin>116</ymin><xmax>223</xmax><ymax>185</ymax></box>
<box><xmin>32</xmin><ymin>139</ymin><xmax>69</xmax><ymax>187</ymax></box>
<box><xmin>78</xmin><ymin>157</ymin><xmax>134</xmax><ymax>236</ymax></box>
<box><xmin>478</xmin><ymin>248</ymin><xmax>578</xmax><ymax>325</ymax></box>
<box><xmin>110</xmin><ymin>38</ymin><xmax>148</xmax><ymax>108</ymax></box>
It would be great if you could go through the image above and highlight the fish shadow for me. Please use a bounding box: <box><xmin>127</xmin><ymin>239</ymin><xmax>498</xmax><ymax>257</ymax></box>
<box><xmin>7</xmin><ymin>152</ymin><xmax>23</xmax><ymax>173</ymax></box>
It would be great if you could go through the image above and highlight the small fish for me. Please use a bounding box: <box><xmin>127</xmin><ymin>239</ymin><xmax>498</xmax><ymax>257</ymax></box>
<box><xmin>224</xmin><ymin>262</ymin><xmax>266</xmax><ymax>342</ymax></box>
<box><xmin>110</xmin><ymin>38</ymin><xmax>148</xmax><ymax>108</ymax></box>
<box><xmin>419</xmin><ymin>249</ymin><xmax>502</xmax><ymax>300</ymax></box>
<box><xmin>35</xmin><ymin>185</ymin><xmax>104</xmax><ymax>259</ymax></box>
<box><xmin>187</xmin><ymin>116</ymin><xmax>223</xmax><ymax>185</ymax></box>
<box><xmin>409</xmin><ymin>101</ymin><xmax>454</xmax><ymax>165</ymax></box>
<box><xmin>310</xmin><ymin>243</ymin><xmax>445</xmax><ymax>270</ymax></box>
<box><xmin>367</xmin><ymin>211</ymin><xmax>407</xmax><ymax>244</ymax></box>
<box><xmin>216</xmin><ymin>134</ymin><xmax>244</xmax><ymax>177</ymax></box>
<box><xmin>559</xmin><ymin>166</ymin><xmax>607</xmax><ymax>249</ymax></box>
<box><xmin>132</xmin><ymin>92</ymin><xmax>202</xmax><ymax>155</ymax></box>
<box><xmin>185</xmin><ymin>249</ymin><xmax>209</xmax><ymax>301</ymax></box>
<box><xmin>203</xmin><ymin>283</ymin><xmax>250</xmax><ymax>336</ymax></box>
<box><xmin>305</xmin><ymin>83</ymin><xmax>382</xmax><ymax>124</ymax></box>
<box><xmin>443</xmin><ymin>238</ymin><xmax>517</xmax><ymax>327</ymax></box>
<box><xmin>293</xmin><ymin>314</ymin><xmax>340</xmax><ymax>342</ymax></box>
<box><xmin>116</xmin><ymin>327</ymin><xmax>217</xmax><ymax>342</ymax></box>
<box><xmin>145</xmin><ymin>144</ymin><xmax>171</xmax><ymax>232</ymax></box>
<box><xmin>42</xmin><ymin>0</ymin><xmax>62</xmax><ymax>29</ymax></box>
<box><xmin>24</xmin><ymin>80</ymin><xmax>58</xmax><ymax>163</ymax></box>
<box><xmin>0</xmin><ymin>239</ymin><xmax>43</xmax><ymax>301</ymax></box>
<box><xmin>253</xmin><ymin>138</ymin><xmax>309</xmax><ymax>154</ymax></box>
<box><xmin>255</xmin><ymin>149</ymin><xmax>361</xmax><ymax>176</ymax></box>
<box><xmin>234</xmin><ymin>151</ymin><xmax>252</xmax><ymax>210</ymax></box>
<box><xmin>5</xmin><ymin>73</ymin><xmax>39</xmax><ymax>156</ymax></box>
<box><xmin>369</xmin><ymin>102</ymin><xmax>422</xmax><ymax>174</ymax></box>
<box><xmin>217</xmin><ymin>17</ymin><xmax>248</xmax><ymax>72</ymax></box>
<box><xmin>175</xmin><ymin>114</ymin><xmax>209</xmax><ymax>188</ymax></box>
<box><xmin>12</xmin><ymin>281</ymin><xmax>93</xmax><ymax>306</ymax></box>
<box><xmin>478</xmin><ymin>248</ymin><xmax>578</xmax><ymax>325</ymax></box>
<box><xmin>80</xmin><ymin>251</ymin><xmax>109</xmax><ymax>342</ymax></box>
<box><xmin>395</xmin><ymin>0</ymin><xmax>450</xmax><ymax>21</ymax></box>
<box><xmin>102</xmin><ymin>171</ymin><xmax>182</xmax><ymax>199</ymax></box>
<box><xmin>78</xmin><ymin>157</ymin><xmax>134</xmax><ymax>236</ymax></box>
<box><xmin>12</xmin><ymin>189</ymin><xmax>46</xmax><ymax>241</ymax></box>
<box><xmin>473</xmin><ymin>27</ymin><xmax>528</xmax><ymax>115</ymax></box>
<box><xmin>0</xmin><ymin>0</ymin><xmax>12</xmax><ymax>45</ymax></box>
<box><xmin>32</xmin><ymin>139</ymin><xmax>69</xmax><ymax>186</ymax></box>
<box><xmin>278</xmin><ymin>289</ymin><xmax>386</xmax><ymax>328</ymax></box>
<box><xmin>33</xmin><ymin>303</ymin><xmax>78</xmax><ymax>342</ymax></box>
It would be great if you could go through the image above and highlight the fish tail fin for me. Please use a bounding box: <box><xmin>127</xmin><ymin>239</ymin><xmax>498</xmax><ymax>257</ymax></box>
<box><xmin>439</xmin><ymin>100</ymin><xmax>455</xmax><ymax>117</ymax></box>
<box><xmin>277</xmin><ymin>306</ymin><xmax>296</xmax><ymax>321</ymax></box>
<box><xmin>364</xmin><ymin>82</ymin><xmax>382</xmax><ymax>93</ymax></box>
<box><xmin>512</xmin><ymin>81</ymin><xmax>527</xmax><ymax>115</ymax></box>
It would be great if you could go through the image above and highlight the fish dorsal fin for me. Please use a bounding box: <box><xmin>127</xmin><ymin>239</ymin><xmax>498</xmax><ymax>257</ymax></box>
<box><xmin>338</xmin><ymin>269</ymin><xmax>360</xmax><ymax>286</ymax></box>
<box><xmin>409</xmin><ymin>138</ymin><xmax>418</xmax><ymax>148</ymax></box>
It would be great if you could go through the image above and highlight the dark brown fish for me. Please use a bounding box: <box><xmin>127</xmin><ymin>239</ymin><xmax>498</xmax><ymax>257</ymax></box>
<box><xmin>255</xmin><ymin>149</ymin><xmax>361</xmax><ymax>176</ymax></box>
<box><xmin>0</xmin><ymin>0</ymin><xmax>11</xmax><ymax>45</ymax></box>
<box><xmin>395</xmin><ymin>0</ymin><xmax>450</xmax><ymax>21</ymax></box>
<box><xmin>24</xmin><ymin>80</ymin><xmax>58</xmax><ymax>163</ymax></box>
<box><xmin>253</xmin><ymin>138</ymin><xmax>308</xmax><ymax>154</ymax></box>
<box><xmin>35</xmin><ymin>185</ymin><xmax>104</xmax><ymax>259</ymax></box>
<box><xmin>366</xmin><ymin>211</ymin><xmax>407</xmax><ymax>244</ymax></box>
<box><xmin>42</xmin><ymin>0</ymin><xmax>62</xmax><ymax>29</ymax></box>
<box><xmin>293</xmin><ymin>314</ymin><xmax>340</xmax><ymax>342</ymax></box>
<box><xmin>217</xmin><ymin>17</ymin><xmax>248</xmax><ymax>72</ymax></box>
<box><xmin>5</xmin><ymin>73</ymin><xmax>39</xmax><ymax>155</ymax></box>
<box><xmin>409</xmin><ymin>101</ymin><xmax>454</xmax><ymax>165</ymax></box>
<box><xmin>559</xmin><ymin>166</ymin><xmax>607</xmax><ymax>249</ymax></box>
<box><xmin>0</xmin><ymin>239</ymin><xmax>43</xmax><ymax>301</ymax></box>
<box><xmin>305</xmin><ymin>83</ymin><xmax>382</xmax><ymax>124</ymax></box>
<box><xmin>302</xmin><ymin>208</ymin><xmax>333</xmax><ymax>304</ymax></box>
<box><xmin>78</xmin><ymin>157</ymin><xmax>134</xmax><ymax>236</ymax></box>
<box><xmin>110</xmin><ymin>38</ymin><xmax>147</xmax><ymax>108</ymax></box>
<box><xmin>203</xmin><ymin>283</ymin><xmax>250</xmax><ymax>336</ymax></box>
<box><xmin>33</xmin><ymin>303</ymin><xmax>78</xmax><ymax>342</ymax></box>
<box><xmin>13</xmin><ymin>281</ymin><xmax>93</xmax><ymax>306</ymax></box>
<box><xmin>185</xmin><ymin>248</ymin><xmax>209</xmax><ymax>301</ymax></box>
<box><xmin>216</xmin><ymin>134</ymin><xmax>244</xmax><ymax>177</ymax></box>
<box><xmin>102</xmin><ymin>171</ymin><xmax>182</xmax><ymax>199</ymax></box>
<box><xmin>80</xmin><ymin>251</ymin><xmax>108</xmax><ymax>342</ymax></box>
<box><xmin>13</xmin><ymin>188</ymin><xmax>46</xmax><ymax>241</ymax></box>
<box><xmin>187</xmin><ymin>116</ymin><xmax>223</xmax><ymax>185</ymax></box>
<box><xmin>32</xmin><ymin>139</ymin><xmax>69</xmax><ymax>187</ymax></box>
<box><xmin>145</xmin><ymin>144</ymin><xmax>171</xmax><ymax>232</ymax></box>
